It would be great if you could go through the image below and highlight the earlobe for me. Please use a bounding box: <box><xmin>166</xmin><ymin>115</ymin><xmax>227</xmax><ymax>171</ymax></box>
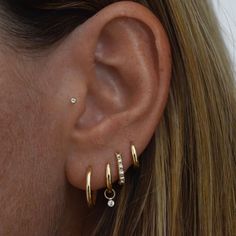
<box><xmin>63</xmin><ymin>1</ymin><xmax>172</xmax><ymax>192</ymax></box>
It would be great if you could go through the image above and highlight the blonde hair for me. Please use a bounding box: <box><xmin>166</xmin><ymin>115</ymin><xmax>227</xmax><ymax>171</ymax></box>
<box><xmin>91</xmin><ymin>1</ymin><xmax>236</xmax><ymax>235</ymax></box>
<box><xmin>1</xmin><ymin>1</ymin><xmax>235</xmax><ymax>235</ymax></box>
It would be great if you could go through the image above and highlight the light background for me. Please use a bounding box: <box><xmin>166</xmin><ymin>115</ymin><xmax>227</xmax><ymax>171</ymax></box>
<box><xmin>212</xmin><ymin>0</ymin><xmax>236</xmax><ymax>72</ymax></box>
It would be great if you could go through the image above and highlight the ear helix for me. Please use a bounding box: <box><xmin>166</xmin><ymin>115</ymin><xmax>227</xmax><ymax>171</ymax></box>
<box><xmin>84</xmin><ymin>143</ymin><xmax>140</xmax><ymax>208</ymax></box>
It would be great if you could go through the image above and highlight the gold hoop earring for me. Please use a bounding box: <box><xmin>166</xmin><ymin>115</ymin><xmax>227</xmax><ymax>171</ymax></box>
<box><xmin>104</xmin><ymin>163</ymin><xmax>116</xmax><ymax>207</ymax></box>
<box><xmin>106</xmin><ymin>163</ymin><xmax>113</xmax><ymax>192</ymax></box>
<box><xmin>86</xmin><ymin>168</ymin><xmax>96</xmax><ymax>207</ymax></box>
<box><xmin>116</xmin><ymin>153</ymin><xmax>125</xmax><ymax>185</ymax></box>
<box><xmin>131</xmin><ymin>144</ymin><xmax>139</xmax><ymax>168</ymax></box>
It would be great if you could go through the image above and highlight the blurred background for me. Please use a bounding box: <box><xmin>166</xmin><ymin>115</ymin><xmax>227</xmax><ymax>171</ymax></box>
<box><xmin>212</xmin><ymin>0</ymin><xmax>236</xmax><ymax>74</ymax></box>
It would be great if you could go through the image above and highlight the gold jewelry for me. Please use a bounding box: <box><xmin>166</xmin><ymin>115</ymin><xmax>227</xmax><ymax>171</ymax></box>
<box><xmin>106</xmin><ymin>163</ymin><xmax>112</xmax><ymax>192</ymax></box>
<box><xmin>131</xmin><ymin>144</ymin><xmax>139</xmax><ymax>168</ymax></box>
<box><xmin>104</xmin><ymin>163</ymin><xmax>116</xmax><ymax>207</ymax></box>
<box><xmin>104</xmin><ymin>188</ymin><xmax>116</xmax><ymax>208</ymax></box>
<box><xmin>70</xmin><ymin>97</ymin><xmax>77</xmax><ymax>104</ymax></box>
<box><xmin>86</xmin><ymin>168</ymin><xmax>96</xmax><ymax>207</ymax></box>
<box><xmin>116</xmin><ymin>153</ymin><xmax>125</xmax><ymax>185</ymax></box>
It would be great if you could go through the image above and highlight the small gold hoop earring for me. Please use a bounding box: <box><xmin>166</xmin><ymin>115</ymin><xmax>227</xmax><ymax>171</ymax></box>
<box><xmin>131</xmin><ymin>144</ymin><xmax>139</xmax><ymax>168</ymax></box>
<box><xmin>86</xmin><ymin>168</ymin><xmax>96</xmax><ymax>207</ymax></box>
<box><xmin>106</xmin><ymin>163</ymin><xmax>113</xmax><ymax>192</ymax></box>
<box><xmin>116</xmin><ymin>153</ymin><xmax>125</xmax><ymax>185</ymax></box>
<box><xmin>104</xmin><ymin>163</ymin><xmax>116</xmax><ymax>207</ymax></box>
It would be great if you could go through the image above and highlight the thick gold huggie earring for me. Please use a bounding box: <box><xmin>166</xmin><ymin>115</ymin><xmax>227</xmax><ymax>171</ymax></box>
<box><xmin>104</xmin><ymin>163</ymin><xmax>116</xmax><ymax>208</ymax></box>
<box><xmin>116</xmin><ymin>153</ymin><xmax>125</xmax><ymax>185</ymax></box>
<box><xmin>86</xmin><ymin>168</ymin><xmax>96</xmax><ymax>208</ymax></box>
<box><xmin>131</xmin><ymin>144</ymin><xmax>140</xmax><ymax>168</ymax></box>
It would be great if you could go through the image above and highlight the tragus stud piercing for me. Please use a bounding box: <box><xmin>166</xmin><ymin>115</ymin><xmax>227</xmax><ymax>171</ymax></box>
<box><xmin>70</xmin><ymin>97</ymin><xmax>77</xmax><ymax>104</ymax></box>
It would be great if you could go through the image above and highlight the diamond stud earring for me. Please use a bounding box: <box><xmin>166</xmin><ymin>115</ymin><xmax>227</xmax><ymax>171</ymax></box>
<box><xmin>70</xmin><ymin>97</ymin><xmax>77</xmax><ymax>104</ymax></box>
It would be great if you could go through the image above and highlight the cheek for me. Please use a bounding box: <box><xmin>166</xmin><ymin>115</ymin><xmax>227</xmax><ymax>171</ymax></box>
<box><xmin>0</xmin><ymin>73</ymin><xmax>67</xmax><ymax>233</ymax></box>
<box><xmin>0</xmin><ymin>65</ymin><xmax>66</xmax><ymax>180</ymax></box>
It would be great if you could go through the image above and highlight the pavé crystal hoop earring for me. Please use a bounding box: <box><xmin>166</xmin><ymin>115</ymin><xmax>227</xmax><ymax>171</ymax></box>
<box><xmin>131</xmin><ymin>144</ymin><xmax>139</xmax><ymax>168</ymax></box>
<box><xmin>116</xmin><ymin>153</ymin><xmax>125</xmax><ymax>185</ymax></box>
<box><xmin>86</xmin><ymin>168</ymin><xmax>96</xmax><ymax>207</ymax></box>
<box><xmin>104</xmin><ymin>163</ymin><xmax>116</xmax><ymax>207</ymax></box>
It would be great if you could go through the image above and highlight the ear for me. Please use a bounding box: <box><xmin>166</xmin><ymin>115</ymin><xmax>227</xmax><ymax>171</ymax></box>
<box><xmin>61</xmin><ymin>1</ymin><xmax>172</xmax><ymax>190</ymax></box>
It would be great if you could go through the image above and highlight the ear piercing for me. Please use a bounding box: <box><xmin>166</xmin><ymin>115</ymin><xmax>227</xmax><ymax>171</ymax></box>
<box><xmin>85</xmin><ymin>143</ymin><xmax>139</xmax><ymax>208</ymax></box>
<box><xmin>104</xmin><ymin>163</ymin><xmax>116</xmax><ymax>207</ymax></box>
<box><xmin>131</xmin><ymin>144</ymin><xmax>139</xmax><ymax>168</ymax></box>
<box><xmin>86</xmin><ymin>168</ymin><xmax>96</xmax><ymax>207</ymax></box>
<box><xmin>116</xmin><ymin>153</ymin><xmax>125</xmax><ymax>185</ymax></box>
<box><xmin>70</xmin><ymin>97</ymin><xmax>77</xmax><ymax>104</ymax></box>
<box><xmin>105</xmin><ymin>163</ymin><xmax>113</xmax><ymax>192</ymax></box>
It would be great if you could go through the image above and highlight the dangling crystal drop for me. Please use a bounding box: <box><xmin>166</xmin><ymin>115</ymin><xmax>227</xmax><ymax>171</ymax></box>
<box><xmin>107</xmin><ymin>199</ymin><xmax>115</xmax><ymax>207</ymax></box>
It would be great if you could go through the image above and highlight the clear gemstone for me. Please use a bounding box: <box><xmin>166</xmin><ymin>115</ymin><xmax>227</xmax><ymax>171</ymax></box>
<box><xmin>71</xmin><ymin>98</ymin><xmax>77</xmax><ymax>104</ymax></box>
<box><xmin>107</xmin><ymin>200</ymin><xmax>115</xmax><ymax>207</ymax></box>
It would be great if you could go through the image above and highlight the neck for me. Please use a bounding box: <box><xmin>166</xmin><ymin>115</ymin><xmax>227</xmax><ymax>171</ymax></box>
<box><xmin>56</xmin><ymin>185</ymin><xmax>90</xmax><ymax>236</ymax></box>
<box><xmin>57</xmin><ymin>183</ymin><xmax>106</xmax><ymax>236</ymax></box>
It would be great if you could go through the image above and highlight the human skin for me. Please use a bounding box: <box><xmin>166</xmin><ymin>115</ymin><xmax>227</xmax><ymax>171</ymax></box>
<box><xmin>0</xmin><ymin>2</ymin><xmax>171</xmax><ymax>235</ymax></box>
